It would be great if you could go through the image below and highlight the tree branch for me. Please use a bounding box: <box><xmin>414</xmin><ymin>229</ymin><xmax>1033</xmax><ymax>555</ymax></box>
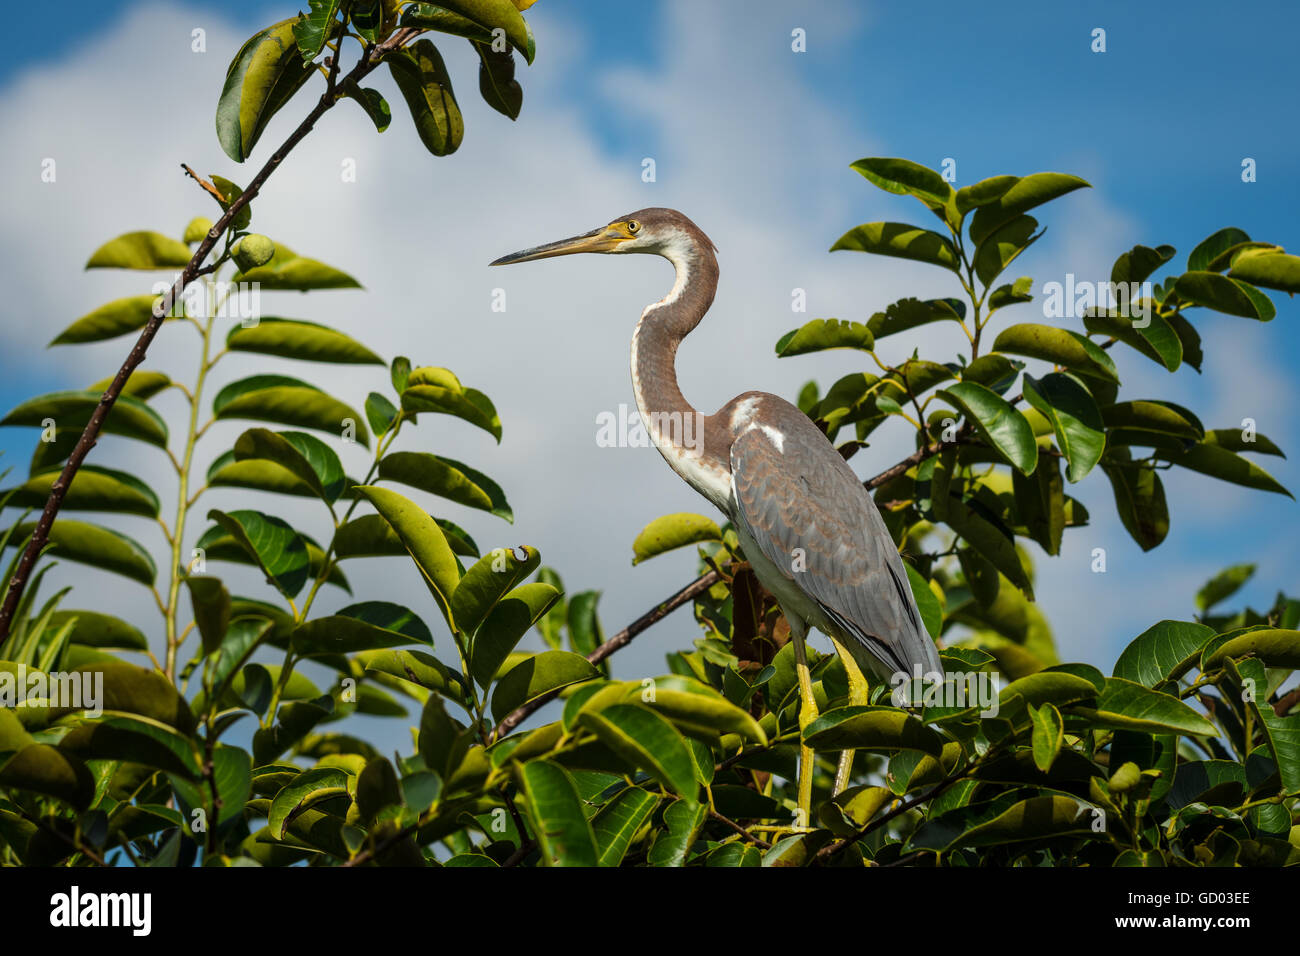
<box><xmin>0</xmin><ymin>26</ymin><xmax>421</xmax><ymax>641</ymax></box>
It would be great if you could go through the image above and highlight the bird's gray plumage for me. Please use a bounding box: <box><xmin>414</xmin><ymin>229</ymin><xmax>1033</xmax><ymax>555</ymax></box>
<box><xmin>727</xmin><ymin>393</ymin><xmax>943</xmax><ymax>682</ymax></box>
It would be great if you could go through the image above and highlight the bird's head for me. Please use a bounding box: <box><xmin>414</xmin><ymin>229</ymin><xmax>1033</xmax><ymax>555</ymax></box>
<box><xmin>490</xmin><ymin>207</ymin><xmax>714</xmax><ymax>266</ymax></box>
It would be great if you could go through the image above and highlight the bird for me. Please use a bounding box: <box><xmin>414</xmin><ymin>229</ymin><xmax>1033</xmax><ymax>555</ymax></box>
<box><xmin>491</xmin><ymin>207</ymin><xmax>943</xmax><ymax>818</ymax></box>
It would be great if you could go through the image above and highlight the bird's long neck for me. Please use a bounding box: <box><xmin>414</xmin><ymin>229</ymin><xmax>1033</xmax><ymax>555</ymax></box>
<box><xmin>630</xmin><ymin>236</ymin><xmax>731</xmax><ymax>507</ymax></box>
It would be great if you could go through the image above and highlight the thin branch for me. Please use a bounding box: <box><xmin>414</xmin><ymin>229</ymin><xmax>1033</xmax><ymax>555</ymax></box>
<box><xmin>0</xmin><ymin>26</ymin><xmax>422</xmax><ymax>641</ymax></box>
<box><xmin>709</xmin><ymin>810</ymin><xmax>772</xmax><ymax>849</ymax></box>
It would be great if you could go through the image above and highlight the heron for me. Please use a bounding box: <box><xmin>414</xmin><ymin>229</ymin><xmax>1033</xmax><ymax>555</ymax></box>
<box><xmin>491</xmin><ymin>207</ymin><xmax>943</xmax><ymax>820</ymax></box>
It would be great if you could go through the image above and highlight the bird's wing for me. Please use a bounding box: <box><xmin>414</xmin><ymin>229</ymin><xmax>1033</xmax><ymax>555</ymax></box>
<box><xmin>728</xmin><ymin>398</ymin><xmax>942</xmax><ymax>680</ymax></box>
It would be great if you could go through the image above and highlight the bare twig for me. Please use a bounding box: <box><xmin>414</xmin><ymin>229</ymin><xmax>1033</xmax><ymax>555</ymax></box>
<box><xmin>0</xmin><ymin>26</ymin><xmax>421</xmax><ymax>641</ymax></box>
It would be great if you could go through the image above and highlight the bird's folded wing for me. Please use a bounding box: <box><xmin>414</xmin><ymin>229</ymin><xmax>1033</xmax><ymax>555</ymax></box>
<box><xmin>728</xmin><ymin>410</ymin><xmax>939</xmax><ymax>677</ymax></box>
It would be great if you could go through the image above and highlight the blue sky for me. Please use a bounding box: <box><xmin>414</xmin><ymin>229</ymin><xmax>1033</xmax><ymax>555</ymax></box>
<box><xmin>0</xmin><ymin>0</ymin><xmax>1296</xmax><ymax>731</ymax></box>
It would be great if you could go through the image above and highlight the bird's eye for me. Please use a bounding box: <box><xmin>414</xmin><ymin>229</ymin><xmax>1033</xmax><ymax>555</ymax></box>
<box><xmin>627</xmin><ymin>220</ymin><xmax>640</xmax><ymax>234</ymax></box>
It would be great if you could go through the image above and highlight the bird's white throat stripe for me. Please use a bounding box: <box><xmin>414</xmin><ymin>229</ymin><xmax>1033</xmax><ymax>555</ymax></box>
<box><xmin>729</xmin><ymin>397</ymin><xmax>785</xmax><ymax>452</ymax></box>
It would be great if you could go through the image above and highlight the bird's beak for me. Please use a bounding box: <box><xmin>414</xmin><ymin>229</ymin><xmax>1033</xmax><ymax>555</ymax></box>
<box><xmin>490</xmin><ymin>226</ymin><xmax>624</xmax><ymax>266</ymax></box>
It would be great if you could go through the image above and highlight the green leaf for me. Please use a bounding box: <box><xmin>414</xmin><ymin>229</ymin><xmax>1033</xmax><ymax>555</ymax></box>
<box><xmin>365</xmin><ymin>392</ymin><xmax>398</xmax><ymax>437</ymax></box>
<box><xmin>1071</xmin><ymin>677</ymin><xmax>1216</xmax><ymax>736</ymax></box>
<box><xmin>226</xmin><ymin>318</ymin><xmax>382</xmax><ymax>364</ymax></box>
<box><xmin>1013</xmin><ymin>449</ymin><xmax>1064</xmax><ymax>555</ymax></box>
<box><xmin>904</xmin><ymin>564</ymin><xmax>942</xmax><ymax>640</ymax></box>
<box><xmin>864</xmin><ymin>297</ymin><xmax>964</xmax><ymax>340</ymax></box>
<box><xmin>850</xmin><ymin>157</ymin><xmax>954</xmax><ymax>213</ymax></box>
<box><xmin>213</xmin><ymin>374</ymin><xmax>369</xmax><ymax>447</ymax></box>
<box><xmin>1173</xmin><ymin>271</ymin><xmax>1275</xmax><ymax>321</ymax></box>
<box><xmin>209</xmin><ymin>175</ymin><xmax>252</xmax><ymax>231</ymax></box>
<box><xmin>1196</xmin><ymin>564</ymin><xmax>1256</xmax><ymax>613</ymax></box>
<box><xmin>1101</xmin><ymin>401</ymin><xmax>1202</xmax><ymax>440</ymax></box>
<box><xmin>5</xmin><ymin>465</ymin><xmax>160</xmax><ymax>517</ymax></box>
<box><xmin>186</xmin><ymin>576</ymin><xmax>231</xmax><ymax>656</ymax></box>
<box><xmin>334</xmin><ymin>513</ymin><xmax>478</xmax><ymax>560</ymax></box>
<box><xmin>359</xmin><ymin>647</ymin><xmax>468</xmax><ymax>703</ymax></box>
<box><xmin>1</xmin><ymin>520</ymin><xmax>155</xmax><ymax>586</ymax></box>
<box><xmin>234</xmin><ymin>428</ymin><xmax>345</xmax><ymax>503</ymax></box>
<box><xmin>1188</xmin><ymin>228</ymin><xmax>1250</xmax><ymax>272</ymax></box>
<box><xmin>1158</xmin><ymin>443</ymin><xmax>1291</xmax><ymax>498</ymax></box>
<box><xmin>354</xmin><ymin>486</ymin><xmax>461</xmax><ymax>626</ymax></box>
<box><xmin>231</xmin><ymin>243</ymin><xmax>361</xmax><ymax>290</ymax></box>
<box><xmin>1113</xmin><ymin>620</ymin><xmax>1215</xmax><ymax>686</ymax></box>
<box><xmin>973</xmin><ymin>214</ymin><xmax>1041</xmax><ymax>288</ymax></box>
<box><xmin>172</xmin><ymin>744</ymin><xmax>250</xmax><ymax>825</ymax></box>
<box><xmin>1202</xmin><ymin>628</ymin><xmax>1300</xmax><ymax>670</ymax></box>
<box><xmin>578</xmin><ymin>703</ymin><xmax>698</xmax><ymax>798</ymax></box>
<box><xmin>400</xmin><ymin>367</ymin><xmax>502</xmax><ymax>441</ymax></box>
<box><xmin>471</xmin><ymin>583</ymin><xmax>561</xmax><ymax>687</ymax></box>
<box><xmin>267</xmin><ymin>767</ymin><xmax>350</xmax><ymax>839</ymax></box>
<box><xmin>803</xmin><ymin>706</ymin><xmax>944</xmax><ymax>755</ymax></box>
<box><xmin>46</xmin><ymin>610</ymin><xmax>148</xmax><ymax>651</ymax></box>
<box><xmin>954</xmin><ymin>174</ymin><xmax>1019</xmax><ymax>215</ymax></box>
<box><xmin>340</xmin><ymin>79</ymin><xmax>392</xmax><ymax>132</ymax></box>
<box><xmin>60</xmin><ymin>716</ymin><xmax>200</xmax><ymax>779</ymax></box>
<box><xmin>987</xmin><ymin>277</ymin><xmax>1034</xmax><ymax>313</ymax></box>
<box><xmin>1021</xmin><ymin>373</ymin><xmax>1105</xmax><ymax>482</ymax></box>
<box><xmin>379</xmin><ymin>451</ymin><xmax>512</xmax><ymax>521</ymax></box>
<box><xmin>775</xmin><ymin>318</ymin><xmax>874</xmax><ymax>357</ymax></box>
<box><xmin>405</xmin><ymin>0</ymin><xmax>535</xmax><ymax>63</ymax></box>
<box><xmin>913</xmin><ymin>794</ymin><xmax>1092</xmax><ymax>850</ymax></box>
<box><xmin>640</xmin><ymin>675</ymin><xmax>767</xmax><ymax>743</ymax></box>
<box><xmin>1227</xmin><ymin>250</ymin><xmax>1300</xmax><ymax>294</ymax></box>
<box><xmin>451</xmin><ymin>545</ymin><xmax>540</xmax><ymax>638</ymax></box>
<box><xmin>566</xmin><ymin>591</ymin><xmax>603</xmax><ymax>658</ymax></box>
<box><xmin>85</xmin><ymin>231</ymin><xmax>192</xmax><ymax>270</ymax></box>
<box><xmin>942</xmin><ymin>496</ymin><xmax>1034</xmax><ymax>598</ymax></box>
<box><xmin>1029</xmin><ymin>703</ymin><xmax>1063</xmax><ymax>772</ymax></box>
<box><xmin>293</xmin><ymin>601</ymin><xmax>432</xmax><ymax>657</ymax></box>
<box><xmin>86</xmin><ymin>370</ymin><xmax>173</xmax><ymax>403</ymax></box>
<box><xmin>491</xmin><ymin>650</ymin><xmax>600</xmax><ymax>723</ymax></box>
<box><xmin>591</xmin><ymin>787</ymin><xmax>659</xmax><ymax>866</ymax></box>
<box><xmin>59</xmin><ymin>660</ymin><xmax>195</xmax><ymax>731</ymax></box>
<box><xmin>204</xmin><ymin>509</ymin><xmax>311</xmax><ymax>599</ymax></box>
<box><xmin>1082</xmin><ymin>308</ymin><xmax>1182</xmax><ymax>372</ymax></box>
<box><xmin>968</xmin><ymin>173</ymin><xmax>1089</xmax><ymax>244</ymax></box>
<box><xmin>1112</xmin><ymin>243</ymin><xmax>1177</xmax><ymax>285</ymax></box>
<box><xmin>0</xmin><ymin>745</ymin><xmax>93</xmax><ymax>810</ymax></box>
<box><xmin>519</xmin><ymin>760</ymin><xmax>599</xmax><ymax>866</ymax></box>
<box><xmin>961</xmin><ymin>353</ymin><xmax>1023</xmax><ymax>393</ymax></box>
<box><xmin>207</xmin><ymin>452</ymin><xmax>315</xmax><ymax>498</ymax></box>
<box><xmin>991</xmin><ymin>323</ymin><xmax>1119</xmax><ymax>383</ymax></box>
<box><xmin>830</xmin><ymin>221</ymin><xmax>959</xmax><ymax>272</ymax></box>
<box><xmin>936</xmin><ymin>381</ymin><xmax>1037</xmax><ymax>474</ymax></box>
<box><xmin>1101</xmin><ymin>459</ymin><xmax>1169</xmax><ymax>552</ymax></box>
<box><xmin>50</xmin><ymin>295</ymin><xmax>167</xmax><ymax>345</ymax></box>
<box><xmin>473</xmin><ymin>41</ymin><xmax>521</xmax><ymax>119</ymax></box>
<box><xmin>650</xmin><ymin>798</ymin><xmax>708</xmax><ymax>867</ymax></box>
<box><xmin>216</xmin><ymin>19</ymin><xmax>316</xmax><ymax>162</ymax></box>
<box><xmin>1203</xmin><ymin>428</ymin><xmax>1285</xmax><ymax>457</ymax></box>
<box><xmin>292</xmin><ymin>0</ymin><xmax>341</xmax><ymax>61</ymax></box>
<box><xmin>1</xmin><ymin>390</ymin><xmax>168</xmax><ymax>448</ymax></box>
<box><xmin>385</xmin><ymin>40</ymin><xmax>465</xmax><ymax>157</ymax></box>
<box><xmin>630</xmin><ymin>513</ymin><xmax>722</xmax><ymax>565</ymax></box>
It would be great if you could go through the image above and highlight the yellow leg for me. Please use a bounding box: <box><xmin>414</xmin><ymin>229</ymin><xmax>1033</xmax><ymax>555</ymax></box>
<box><xmin>789</xmin><ymin>616</ymin><xmax>819</xmax><ymax>826</ymax></box>
<box><xmin>830</xmin><ymin>638</ymin><xmax>871</xmax><ymax>795</ymax></box>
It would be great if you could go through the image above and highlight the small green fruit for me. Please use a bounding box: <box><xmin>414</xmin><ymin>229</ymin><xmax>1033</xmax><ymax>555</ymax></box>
<box><xmin>183</xmin><ymin>217</ymin><xmax>213</xmax><ymax>243</ymax></box>
<box><xmin>232</xmin><ymin>234</ymin><xmax>275</xmax><ymax>270</ymax></box>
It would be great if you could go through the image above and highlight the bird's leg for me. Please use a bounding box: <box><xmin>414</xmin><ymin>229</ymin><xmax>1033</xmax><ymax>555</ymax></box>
<box><xmin>788</xmin><ymin>615</ymin><xmax>819</xmax><ymax>827</ymax></box>
<box><xmin>829</xmin><ymin>638</ymin><xmax>871</xmax><ymax>795</ymax></box>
